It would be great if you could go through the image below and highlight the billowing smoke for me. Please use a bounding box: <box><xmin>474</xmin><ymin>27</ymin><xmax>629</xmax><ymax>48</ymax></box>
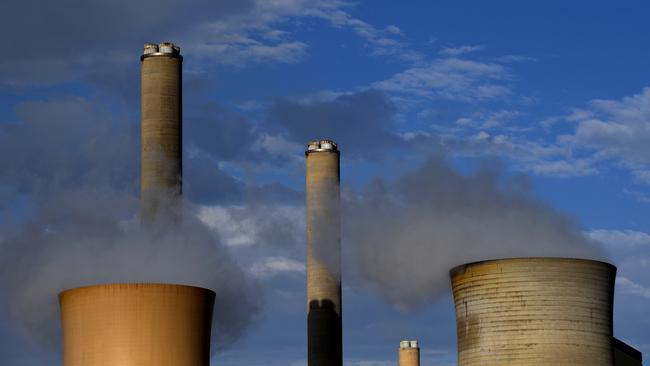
<box><xmin>0</xmin><ymin>98</ymin><xmax>260</xmax><ymax>354</ymax></box>
<box><xmin>343</xmin><ymin>156</ymin><xmax>605</xmax><ymax>309</ymax></box>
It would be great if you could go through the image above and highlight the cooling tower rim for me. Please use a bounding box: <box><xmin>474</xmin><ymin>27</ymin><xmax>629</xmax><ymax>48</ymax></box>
<box><xmin>58</xmin><ymin>282</ymin><xmax>215</xmax><ymax>301</ymax></box>
<box><xmin>449</xmin><ymin>256</ymin><xmax>616</xmax><ymax>278</ymax></box>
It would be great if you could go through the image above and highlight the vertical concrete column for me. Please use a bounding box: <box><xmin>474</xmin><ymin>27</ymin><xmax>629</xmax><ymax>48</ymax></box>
<box><xmin>59</xmin><ymin>284</ymin><xmax>215</xmax><ymax>366</ymax></box>
<box><xmin>399</xmin><ymin>340</ymin><xmax>420</xmax><ymax>366</ymax></box>
<box><xmin>306</xmin><ymin>139</ymin><xmax>342</xmax><ymax>366</ymax></box>
<box><xmin>140</xmin><ymin>42</ymin><xmax>182</xmax><ymax>220</ymax></box>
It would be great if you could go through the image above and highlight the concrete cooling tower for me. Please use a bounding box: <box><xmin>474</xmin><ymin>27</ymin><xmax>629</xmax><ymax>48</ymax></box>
<box><xmin>140</xmin><ymin>42</ymin><xmax>183</xmax><ymax>220</ymax></box>
<box><xmin>450</xmin><ymin>257</ymin><xmax>616</xmax><ymax>366</ymax></box>
<box><xmin>399</xmin><ymin>340</ymin><xmax>420</xmax><ymax>366</ymax></box>
<box><xmin>306</xmin><ymin>139</ymin><xmax>342</xmax><ymax>366</ymax></box>
<box><xmin>59</xmin><ymin>284</ymin><xmax>215</xmax><ymax>366</ymax></box>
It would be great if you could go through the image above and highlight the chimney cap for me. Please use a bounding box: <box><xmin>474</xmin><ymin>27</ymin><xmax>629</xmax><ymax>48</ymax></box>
<box><xmin>400</xmin><ymin>340</ymin><xmax>419</xmax><ymax>349</ymax></box>
<box><xmin>141</xmin><ymin>42</ymin><xmax>182</xmax><ymax>61</ymax></box>
<box><xmin>306</xmin><ymin>139</ymin><xmax>339</xmax><ymax>155</ymax></box>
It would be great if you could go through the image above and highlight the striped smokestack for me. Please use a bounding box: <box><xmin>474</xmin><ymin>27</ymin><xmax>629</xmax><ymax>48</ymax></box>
<box><xmin>306</xmin><ymin>139</ymin><xmax>342</xmax><ymax>366</ymax></box>
<box><xmin>140</xmin><ymin>42</ymin><xmax>183</xmax><ymax>220</ymax></box>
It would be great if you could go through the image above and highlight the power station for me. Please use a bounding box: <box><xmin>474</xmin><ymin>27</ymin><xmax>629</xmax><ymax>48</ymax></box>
<box><xmin>55</xmin><ymin>43</ymin><xmax>643</xmax><ymax>366</ymax></box>
<box><xmin>59</xmin><ymin>43</ymin><xmax>216</xmax><ymax>366</ymax></box>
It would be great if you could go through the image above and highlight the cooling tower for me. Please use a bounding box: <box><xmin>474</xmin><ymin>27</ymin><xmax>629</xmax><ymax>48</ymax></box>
<box><xmin>399</xmin><ymin>340</ymin><xmax>420</xmax><ymax>366</ymax></box>
<box><xmin>450</xmin><ymin>257</ymin><xmax>616</xmax><ymax>366</ymax></box>
<box><xmin>140</xmin><ymin>42</ymin><xmax>183</xmax><ymax>220</ymax></box>
<box><xmin>59</xmin><ymin>283</ymin><xmax>215</xmax><ymax>366</ymax></box>
<box><xmin>306</xmin><ymin>139</ymin><xmax>342</xmax><ymax>366</ymax></box>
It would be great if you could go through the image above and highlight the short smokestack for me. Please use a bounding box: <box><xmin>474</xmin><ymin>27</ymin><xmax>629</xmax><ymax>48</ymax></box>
<box><xmin>399</xmin><ymin>340</ymin><xmax>420</xmax><ymax>366</ymax></box>
<box><xmin>140</xmin><ymin>42</ymin><xmax>183</xmax><ymax>220</ymax></box>
<box><xmin>450</xmin><ymin>257</ymin><xmax>616</xmax><ymax>366</ymax></box>
<box><xmin>305</xmin><ymin>139</ymin><xmax>342</xmax><ymax>366</ymax></box>
<box><xmin>59</xmin><ymin>284</ymin><xmax>215</xmax><ymax>366</ymax></box>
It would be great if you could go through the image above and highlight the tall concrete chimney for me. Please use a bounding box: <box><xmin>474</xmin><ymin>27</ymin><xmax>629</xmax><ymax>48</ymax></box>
<box><xmin>59</xmin><ymin>284</ymin><xmax>215</xmax><ymax>366</ymax></box>
<box><xmin>305</xmin><ymin>139</ymin><xmax>342</xmax><ymax>366</ymax></box>
<box><xmin>450</xmin><ymin>257</ymin><xmax>616</xmax><ymax>366</ymax></box>
<box><xmin>399</xmin><ymin>340</ymin><xmax>420</xmax><ymax>366</ymax></box>
<box><xmin>140</xmin><ymin>42</ymin><xmax>183</xmax><ymax>220</ymax></box>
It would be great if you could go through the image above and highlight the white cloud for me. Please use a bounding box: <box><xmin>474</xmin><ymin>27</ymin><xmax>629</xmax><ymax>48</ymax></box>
<box><xmin>561</xmin><ymin>87</ymin><xmax>650</xmax><ymax>176</ymax></box>
<box><xmin>494</xmin><ymin>54</ymin><xmax>537</xmax><ymax>63</ymax></box>
<box><xmin>184</xmin><ymin>0</ymin><xmax>416</xmax><ymax>65</ymax></box>
<box><xmin>439</xmin><ymin>44</ymin><xmax>485</xmax><ymax>56</ymax></box>
<box><xmin>249</xmin><ymin>256</ymin><xmax>305</xmax><ymax>278</ymax></box>
<box><xmin>623</xmin><ymin>188</ymin><xmax>650</xmax><ymax>203</ymax></box>
<box><xmin>197</xmin><ymin>205</ymin><xmax>259</xmax><ymax>247</ymax></box>
<box><xmin>455</xmin><ymin>110</ymin><xmax>522</xmax><ymax>130</ymax></box>
<box><xmin>527</xmin><ymin>159</ymin><xmax>598</xmax><ymax>177</ymax></box>
<box><xmin>373</xmin><ymin>58</ymin><xmax>511</xmax><ymax>102</ymax></box>
<box><xmin>617</xmin><ymin>277</ymin><xmax>650</xmax><ymax>299</ymax></box>
<box><xmin>197</xmin><ymin>204</ymin><xmax>304</xmax><ymax>247</ymax></box>
<box><xmin>254</xmin><ymin>133</ymin><xmax>304</xmax><ymax>159</ymax></box>
<box><xmin>586</xmin><ymin>229</ymin><xmax>650</xmax><ymax>250</ymax></box>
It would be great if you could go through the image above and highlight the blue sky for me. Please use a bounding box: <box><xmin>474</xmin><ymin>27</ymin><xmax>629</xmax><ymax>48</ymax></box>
<box><xmin>1</xmin><ymin>1</ymin><xmax>650</xmax><ymax>365</ymax></box>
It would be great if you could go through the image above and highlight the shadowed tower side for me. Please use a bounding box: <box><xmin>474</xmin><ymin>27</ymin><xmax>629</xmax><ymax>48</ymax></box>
<box><xmin>306</xmin><ymin>140</ymin><xmax>342</xmax><ymax>366</ymax></box>
<box><xmin>140</xmin><ymin>42</ymin><xmax>182</xmax><ymax>220</ymax></box>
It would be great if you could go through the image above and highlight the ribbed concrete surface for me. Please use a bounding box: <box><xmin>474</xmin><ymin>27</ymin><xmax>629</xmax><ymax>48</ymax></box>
<box><xmin>141</xmin><ymin>52</ymin><xmax>182</xmax><ymax>219</ymax></box>
<box><xmin>306</xmin><ymin>145</ymin><xmax>342</xmax><ymax>366</ymax></box>
<box><xmin>399</xmin><ymin>347</ymin><xmax>420</xmax><ymax>366</ymax></box>
<box><xmin>450</xmin><ymin>258</ymin><xmax>616</xmax><ymax>366</ymax></box>
<box><xmin>59</xmin><ymin>284</ymin><xmax>214</xmax><ymax>366</ymax></box>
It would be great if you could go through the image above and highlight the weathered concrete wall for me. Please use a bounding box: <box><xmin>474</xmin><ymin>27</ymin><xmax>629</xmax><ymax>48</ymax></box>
<box><xmin>306</xmin><ymin>140</ymin><xmax>342</xmax><ymax>366</ymax></box>
<box><xmin>59</xmin><ymin>283</ymin><xmax>215</xmax><ymax>366</ymax></box>
<box><xmin>399</xmin><ymin>341</ymin><xmax>420</xmax><ymax>366</ymax></box>
<box><xmin>451</xmin><ymin>257</ymin><xmax>616</xmax><ymax>366</ymax></box>
<box><xmin>140</xmin><ymin>42</ymin><xmax>182</xmax><ymax>220</ymax></box>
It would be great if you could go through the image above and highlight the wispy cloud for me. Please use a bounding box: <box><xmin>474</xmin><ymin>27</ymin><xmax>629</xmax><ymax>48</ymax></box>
<box><xmin>185</xmin><ymin>0</ymin><xmax>418</xmax><ymax>66</ymax></box>
<box><xmin>617</xmin><ymin>277</ymin><xmax>650</xmax><ymax>299</ymax></box>
<box><xmin>558</xmin><ymin>87</ymin><xmax>650</xmax><ymax>180</ymax></box>
<box><xmin>373</xmin><ymin>58</ymin><xmax>511</xmax><ymax>102</ymax></box>
<box><xmin>586</xmin><ymin>229</ymin><xmax>650</xmax><ymax>249</ymax></box>
<box><xmin>494</xmin><ymin>54</ymin><xmax>537</xmax><ymax>63</ymax></box>
<box><xmin>439</xmin><ymin>44</ymin><xmax>485</xmax><ymax>56</ymax></box>
<box><xmin>249</xmin><ymin>256</ymin><xmax>305</xmax><ymax>278</ymax></box>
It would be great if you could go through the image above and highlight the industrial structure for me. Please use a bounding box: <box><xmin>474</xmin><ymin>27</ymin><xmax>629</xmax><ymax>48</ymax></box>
<box><xmin>306</xmin><ymin>139</ymin><xmax>342</xmax><ymax>366</ymax></box>
<box><xmin>399</xmin><ymin>340</ymin><xmax>420</xmax><ymax>366</ymax></box>
<box><xmin>614</xmin><ymin>338</ymin><xmax>644</xmax><ymax>366</ymax></box>
<box><xmin>450</xmin><ymin>258</ymin><xmax>616</xmax><ymax>365</ymax></box>
<box><xmin>53</xmin><ymin>43</ymin><xmax>645</xmax><ymax>366</ymax></box>
<box><xmin>59</xmin><ymin>284</ymin><xmax>215</xmax><ymax>366</ymax></box>
<box><xmin>140</xmin><ymin>42</ymin><xmax>183</xmax><ymax>220</ymax></box>
<box><xmin>58</xmin><ymin>43</ymin><xmax>218</xmax><ymax>366</ymax></box>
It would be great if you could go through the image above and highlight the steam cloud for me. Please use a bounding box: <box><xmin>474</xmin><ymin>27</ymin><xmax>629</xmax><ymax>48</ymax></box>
<box><xmin>0</xmin><ymin>98</ymin><xmax>260</xmax><ymax>354</ymax></box>
<box><xmin>343</xmin><ymin>157</ymin><xmax>605</xmax><ymax>309</ymax></box>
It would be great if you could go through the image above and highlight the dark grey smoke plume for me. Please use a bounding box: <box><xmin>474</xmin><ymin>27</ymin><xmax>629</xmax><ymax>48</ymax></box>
<box><xmin>343</xmin><ymin>156</ymin><xmax>604</xmax><ymax>309</ymax></box>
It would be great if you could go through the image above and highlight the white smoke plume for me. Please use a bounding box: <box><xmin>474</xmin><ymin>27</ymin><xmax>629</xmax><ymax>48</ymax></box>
<box><xmin>342</xmin><ymin>156</ymin><xmax>605</xmax><ymax>309</ymax></box>
<box><xmin>0</xmin><ymin>98</ymin><xmax>260</xmax><ymax>354</ymax></box>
